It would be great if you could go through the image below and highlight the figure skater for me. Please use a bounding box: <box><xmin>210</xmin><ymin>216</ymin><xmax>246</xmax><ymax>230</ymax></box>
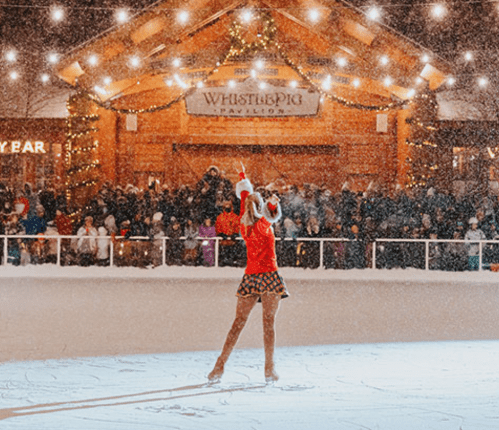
<box><xmin>208</xmin><ymin>163</ymin><xmax>289</xmax><ymax>383</ymax></box>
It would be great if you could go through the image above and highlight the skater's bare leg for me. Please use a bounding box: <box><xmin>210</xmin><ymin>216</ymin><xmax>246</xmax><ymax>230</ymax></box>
<box><xmin>261</xmin><ymin>293</ymin><xmax>281</xmax><ymax>382</ymax></box>
<box><xmin>208</xmin><ymin>295</ymin><xmax>258</xmax><ymax>381</ymax></box>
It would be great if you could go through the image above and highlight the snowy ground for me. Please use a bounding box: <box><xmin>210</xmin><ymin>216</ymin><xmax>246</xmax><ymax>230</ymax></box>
<box><xmin>1</xmin><ymin>266</ymin><xmax>498</xmax><ymax>429</ymax></box>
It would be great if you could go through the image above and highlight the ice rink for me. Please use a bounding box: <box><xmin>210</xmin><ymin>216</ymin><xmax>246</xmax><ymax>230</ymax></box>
<box><xmin>1</xmin><ymin>266</ymin><xmax>498</xmax><ymax>429</ymax></box>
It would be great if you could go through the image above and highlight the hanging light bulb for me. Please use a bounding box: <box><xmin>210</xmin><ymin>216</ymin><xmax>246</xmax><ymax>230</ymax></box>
<box><xmin>129</xmin><ymin>56</ymin><xmax>141</xmax><ymax>68</ymax></box>
<box><xmin>177</xmin><ymin>11</ymin><xmax>189</xmax><ymax>24</ymax></box>
<box><xmin>228</xmin><ymin>80</ymin><xmax>236</xmax><ymax>88</ymax></box>
<box><xmin>9</xmin><ymin>71</ymin><xmax>19</xmax><ymax>80</ymax></box>
<box><xmin>308</xmin><ymin>9</ymin><xmax>320</xmax><ymax>23</ymax></box>
<box><xmin>115</xmin><ymin>9</ymin><xmax>129</xmax><ymax>24</ymax></box>
<box><xmin>41</xmin><ymin>73</ymin><xmax>50</xmax><ymax>83</ymax></box>
<box><xmin>464</xmin><ymin>51</ymin><xmax>473</xmax><ymax>62</ymax></box>
<box><xmin>5</xmin><ymin>49</ymin><xmax>17</xmax><ymax>63</ymax></box>
<box><xmin>47</xmin><ymin>52</ymin><xmax>59</xmax><ymax>64</ymax></box>
<box><xmin>379</xmin><ymin>55</ymin><xmax>389</xmax><ymax>66</ymax></box>
<box><xmin>51</xmin><ymin>5</ymin><xmax>64</xmax><ymax>22</ymax></box>
<box><xmin>103</xmin><ymin>77</ymin><xmax>112</xmax><ymax>86</ymax></box>
<box><xmin>172</xmin><ymin>58</ymin><xmax>181</xmax><ymax>68</ymax></box>
<box><xmin>352</xmin><ymin>78</ymin><xmax>360</xmax><ymax>88</ymax></box>
<box><xmin>478</xmin><ymin>77</ymin><xmax>488</xmax><ymax>88</ymax></box>
<box><xmin>447</xmin><ymin>76</ymin><xmax>456</xmax><ymax>86</ymax></box>
<box><xmin>289</xmin><ymin>80</ymin><xmax>298</xmax><ymax>88</ymax></box>
<box><xmin>383</xmin><ymin>76</ymin><xmax>392</xmax><ymax>87</ymax></box>
<box><xmin>337</xmin><ymin>57</ymin><xmax>347</xmax><ymax>67</ymax></box>
<box><xmin>88</xmin><ymin>54</ymin><xmax>98</xmax><ymax>66</ymax></box>
<box><xmin>430</xmin><ymin>4</ymin><xmax>447</xmax><ymax>20</ymax></box>
<box><xmin>367</xmin><ymin>6</ymin><xmax>381</xmax><ymax>21</ymax></box>
<box><xmin>240</xmin><ymin>9</ymin><xmax>252</xmax><ymax>24</ymax></box>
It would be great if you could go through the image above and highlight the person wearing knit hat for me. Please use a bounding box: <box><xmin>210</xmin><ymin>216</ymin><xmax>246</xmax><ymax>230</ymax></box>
<box><xmin>208</xmin><ymin>163</ymin><xmax>288</xmax><ymax>384</ymax></box>
<box><xmin>464</xmin><ymin>217</ymin><xmax>486</xmax><ymax>271</ymax></box>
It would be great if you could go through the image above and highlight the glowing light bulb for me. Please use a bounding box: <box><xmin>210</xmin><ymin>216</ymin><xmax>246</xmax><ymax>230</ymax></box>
<box><xmin>380</xmin><ymin>55</ymin><xmax>389</xmax><ymax>66</ymax></box>
<box><xmin>9</xmin><ymin>71</ymin><xmax>19</xmax><ymax>80</ymax></box>
<box><xmin>228</xmin><ymin>80</ymin><xmax>236</xmax><ymax>88</ymax></box>
<box><xmin>383</xmin><ymin>76</ymin><xmax>392</xmax><ymax>86</ymax></box>
<box><xmin>464</xmin><ymin>51</ymin><xmax>473</xmax><ymax>62</ymax></box>
<box><xmin>447</xmin><ymin>76</ymin><xmax>456</xmax><ymax>85</ymax></box>
<box><xmin>41</xmin><ymin>73</ymin><xmax>50</xmax><ymax>83</ymax></box>
<box><xmin>196</xmin><ymin>81</ymin><xmax>204</xmax><ymax>88</ymax></box>
<box><xmin>88</xmin><ymin>55</ymin><xmax>98</xmax><ymax>66</ymax></box>
<box><xmin>352</xmin><ymin>78</ymin><xmax>360</xmax><ymax>88</ymax></box>
<box><xmin>421</xmin><ymin>54</ymin><xmax>430</xmax><ymax>63</ymax></box>
<box><xmin>416</xmin><ymin>77</ymin><xmax>423</xmax><ymax>85</ymax></box>
<box><xmin>255</xmin><ymin>59</ymin><xmax>264</xmax><ymax>69</ymax></box>
<box><xmin>5</xmin><ymin>50</ymin><xmax>16</xmax><ymax>62</ymax></box>
<box><xmin>173</xmin><ymin>58</ymin><xmax>181</xmax><ymax>67</ymax></box>
<box><xmin>407</xmin><ymin>89</ymin><xmax>416</xmax><ymax>98</ymax></box>
<box><xmin>367</xmin><ymin>6</ymin><xmax>381</xmax><ymax>21</ymax></box>
<box><xmin>478</xmin><ymin>77</ymin><xmax>488</xmax><ymax>87</ymax></box>
<box><xmin>430</xmin><ymin>4</ymin><xmax>447</xmax><ymax>20</ymax></box>
<box><xmin>129</xmin><ymin>56</ymin><xmax>141</xmax><ymax>68</ymax></box>
<box><xmin>259</xmin><ymin>82</ymin><xmax>267</xmax><ymax>90</ymax></box>
<box><xmin>47</xmin><ymin>53</ymin><xmax>59</xmax><ymax>64</ymax></box>
<box><xmin>116</xmin><ymin>9</ymin><xmax>129</xmax><ymax>24</ymax></box>
<box><xmin>166</xmin><ymin>79</ymin><xmax>173</xmax><ymax>87</ymax></box>
<box><xmin>250</xmin><ymin>69</ymin><xmax>257</xmax><ymax>78</ymax></box>
<box><xmin>51</xmin><ymin>6</ymin><xmax>64</xmax><ymax>22</ymax></box>
<box><xmin>103</xmin><ymin>77</ymin><xmax>112</xmax><ymax>86</ymax></box>
<box><xmin>290</xmin><ymin>80</ymin><xmax>298</xmax><ymax>88</ymax></box>
<box><xmin>178</xmin><ymin>11</ymin><xmax>189</xmax><ymax>24</ymax></box>
<box><xmin>241</xmin><ymin>9</ymin><xmax>252</xmax><ymax>23</ymax></box>
<box><xmin>309</xmin><ymin>9</ymin><xmax>320</xmax><ymax>22</ymax></box>
<box><xmin>337</xmin><ymin>57</ymin><xmax>347</xmax><ymax>67</ymax></box>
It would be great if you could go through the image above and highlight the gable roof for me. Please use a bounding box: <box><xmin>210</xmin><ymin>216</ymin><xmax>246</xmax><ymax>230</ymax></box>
<box><xmin>56</xmin><ymin>0</ymin><xmax>452</xmax><ymax>106</ymax></box>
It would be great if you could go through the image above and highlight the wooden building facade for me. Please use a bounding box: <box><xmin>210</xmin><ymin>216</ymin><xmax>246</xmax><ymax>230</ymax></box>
<box><xmin>56</xmin><ymin>0</ymin><xmax>450</xmax><ymax>199</ymax></box>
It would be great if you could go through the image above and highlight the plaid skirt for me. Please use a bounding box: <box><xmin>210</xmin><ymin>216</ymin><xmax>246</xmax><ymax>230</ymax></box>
<box><xmin>237</xmin><ymin>271</ymin><xmax>289</xmax><ymax>302</ymax></box>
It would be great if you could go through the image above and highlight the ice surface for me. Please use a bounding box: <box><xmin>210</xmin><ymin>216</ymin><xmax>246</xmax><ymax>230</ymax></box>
<box><xmin>0</xmin><ymin>341</ymin><xmax>498</xmax><ymax>430</ymax></box>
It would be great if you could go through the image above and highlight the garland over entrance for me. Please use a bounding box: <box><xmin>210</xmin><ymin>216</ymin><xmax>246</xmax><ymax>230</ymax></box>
<box><xmin>84</xmin><ymin>10</ymin><xmax>426</xmax><ymax>114</ymax></box>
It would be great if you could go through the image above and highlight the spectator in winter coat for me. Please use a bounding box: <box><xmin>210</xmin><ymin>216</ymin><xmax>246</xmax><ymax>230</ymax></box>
<box><xmin>464</xmin><ymin>217</ymin><xmax>486</xmax><ymax>271</ymax></box>
<box><xmin>199</xmin><ymin>218</ymin><xmax>216</xmax><ymax>266</ymax></box>
<box><xmin>149</xmin><ymin>212</ymin><xmax>165</xmax><ymax>267</ymax></box>
<box><xmin>215</xmin><ymin>201</ymin><xmax>240</xmax><ymax>267</ymax></box>
<box><xmin>77</xmin><ymin>216</ymin><xmax>98</xmax><ymax>266</ymax></box>
<box><xmin>96</xmin><ymin>226</ymin><xmax>110</xmax><ymax>266</ymax></box>
<box><xmin>183</xmin><ymin>219</ymin><xmax>199</xmax><ymax>266</ymax></box>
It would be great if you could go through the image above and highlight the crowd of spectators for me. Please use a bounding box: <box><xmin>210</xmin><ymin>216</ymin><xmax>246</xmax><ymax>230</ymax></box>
<box><xmin>1</xmin><ymin>165</ymin><xmax>499</xmax><ymax>271</ymax></box>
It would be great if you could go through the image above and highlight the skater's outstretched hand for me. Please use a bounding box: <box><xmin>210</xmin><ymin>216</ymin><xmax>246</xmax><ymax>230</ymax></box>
<box><xmin>268</xmin><ymin>194</ymin><xmax>280</xmax><ymax>206</ymax></box>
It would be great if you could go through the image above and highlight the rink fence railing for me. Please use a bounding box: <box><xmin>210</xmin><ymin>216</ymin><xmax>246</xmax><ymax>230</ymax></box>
<box><xmin>0</xmin><ymin>234</ymin><xmax>496</xmax><ymax>271</ymax></box>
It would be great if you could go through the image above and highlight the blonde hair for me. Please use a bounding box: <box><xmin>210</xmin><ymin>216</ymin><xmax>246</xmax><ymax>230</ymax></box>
<box><xmin>241</xmin><ymin>193</ymin><xmax>263</xmax><ymax>227</ymax></box>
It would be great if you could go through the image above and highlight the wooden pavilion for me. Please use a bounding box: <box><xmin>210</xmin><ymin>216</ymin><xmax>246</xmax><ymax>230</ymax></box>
<box><xmin>55</xmin><ymin>0</ymin><xmax>451</xmax><ymax>200</ymax></box>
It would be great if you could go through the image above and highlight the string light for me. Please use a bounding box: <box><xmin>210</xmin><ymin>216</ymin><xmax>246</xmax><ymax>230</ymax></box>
<box><xmin>47</xmin><ymin>52</ymin><xmax>59</xmax><ymax>64</ymax></box>
<box><xmin>289</xmin><ymin>80</ymin><xmax>298</xmax><ymax>88</ymax></box>
<box><xmin>240</xmin><ymin>9</ymin><xmax>252</xmax><ymax>24</ymax></box>
<box><xmin>367</xmin><ymin>6</ymin><xmax>381</xmax><ymax>21</ymax></box>
<box><xmin>177</xmin><ymin>11</ymin><xmax>189</xmax><ymax>24</ymax></box>
<box><xmin>129</xmin><ymin>56</ymin><xmax>141</xmax><ymax>68</ymax></box>
<box><xmin>379</xmin><ymin>55</ymin><xmax>389</xmax><ymax>66</ymax></box>
<box><xmin>430</xmin><ymin>4</ymin><xmax>447</xmax><ymax>20</ymax></box>
<box><xmin>41</xmin><ymin>73</ymin><xmax>50</xmax><ymax>83</ymax></box>
<box><xmin>464</xmin><ymin>51</ymin><xmax>473</xmax><ymax>62</ymax></box>
<box><xmin>228</xmin><ymin>80</ymin><xmax>236</xmax><ymax>88</ymax></box>
<box><xmin>308</xmin><ymin>9</ymin><xmax>320</xmax><ymax>23</ymax></box>
<box><xmin>478</xmin><ymin>77</ymin><xmax>488</xmax><ymax>87</ymax></box>
<box><xmin>115</xmin><ymin>9</ymin><xmax>129</xmax><ymax>24</ymax></box>
<box><xmin>383</xmin><ymin>76</ymin><xmax>392</xmax><ymax>86</ymax></box>
<box><xmin>9</xmin><ymin>71</ymin><xmax>19</xmax><ymax>80</ymax></box>
<box><xmin>337</xmin><ymin>57</ymin><xmax>347</xmax><ymax>67</ymax></box>
<box><xmin>103</xmin><ymin>76</ymin><xmax>112</xmax><ymax>85</ymax></box>
<box><xmin>5</xmin><ymin>50</ymin><xmax>17</xmax><ymax>62</ymax></box>
<box><xmin>88</xmin><ymin>54</ymin><xmax>98</xmax><ymax>66</ymax></box>
<box><xmin>51</xmin><ymin>5</ymin><xmax>64</xmax><ymax>22</ymax></box>
<box><xmin>352</xmin><ymin>78</ymin><xmax>360</xmax><ymax>88</ymax></box>
<box><xmin>172</xmin><ymin>58</ymin><xmax>181</xmax><ymax>67</ymax></box>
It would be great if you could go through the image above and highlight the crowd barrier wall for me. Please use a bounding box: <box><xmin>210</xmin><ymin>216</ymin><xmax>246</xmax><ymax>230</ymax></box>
<box><xmin>1</xmin><ymin>234</ymin><xmax>499</xmax><ymax>271</ymax></box>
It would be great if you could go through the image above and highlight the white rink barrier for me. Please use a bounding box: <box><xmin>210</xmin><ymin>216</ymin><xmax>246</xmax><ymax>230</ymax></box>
<box><xmin>1</xmin><ymin>234</ymin><xmax>498</xmax><ymax>271</ymax></box>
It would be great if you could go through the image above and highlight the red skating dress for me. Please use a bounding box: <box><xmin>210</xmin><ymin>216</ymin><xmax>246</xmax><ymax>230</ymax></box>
<box><xmin>236</xmin><ymin>174</ymin><xmax>289</xmax><ymax>302</ymax></box>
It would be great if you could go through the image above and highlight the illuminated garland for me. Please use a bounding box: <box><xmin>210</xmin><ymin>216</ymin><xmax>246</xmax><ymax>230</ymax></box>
<box><xmin>81</xmin><ymin>10</ymin><xmax>426</xmax><ymax>114</ymax></box>
<box><xmin>66</xmin><ymin>94</ymin><xmax>101</xmax><ymax>193</ymax></box>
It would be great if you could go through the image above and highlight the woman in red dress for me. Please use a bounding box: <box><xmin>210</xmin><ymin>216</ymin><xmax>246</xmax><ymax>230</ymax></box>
<box><xmin>208</xmin><ymin>164</ymin><xmax>288</xmax><ymax>383</ymax></box>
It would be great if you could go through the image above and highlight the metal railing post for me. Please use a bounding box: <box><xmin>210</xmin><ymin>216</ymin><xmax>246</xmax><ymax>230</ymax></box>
<box><xmin>110</xmin><ymin>238</ymin><xmax>114</xmax><ymax>267</ymax></box>
<box><xmin>162</xmin><ymin>237</ymin><xmax>166</xmax><ymax>266</ymax></box>
<box><xmin>372</xmin><ymin>241</ymin><xmax>376</xmax><ymax>269</ymax></box>
<box><xmin>425</xmin><ymin>240</ymin><xmax>430</xmax><ymax>271</ymax></box>
<box><xmin>56</xmin><ymin>237</ymin><xmax>61</xmax><ymax>267</ymax></box>
<box><xmin>479</xmin><ymin>241</ymin><xmax>483</xmax><ymax>272</ymax></box>
<box><xmin>3</xmin><ymin>236</ymin><xmax>7</xmax><ymax>266</ymax></box>
<box><xmin>319</xmin><ymin>239</ymin><xmax>324</xmax><ymax>269</ymax></box>
<box><xmin>214</xmin><ymin>237</ymin><xmax>219</xmax><ymax>268</ymax></box>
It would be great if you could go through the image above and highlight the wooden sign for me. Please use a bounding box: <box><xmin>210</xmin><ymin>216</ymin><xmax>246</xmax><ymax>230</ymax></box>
<box><xmin>185</xmin><ymin>79</ymin><xmax>321</xmax><ymax>117</ymax></box>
